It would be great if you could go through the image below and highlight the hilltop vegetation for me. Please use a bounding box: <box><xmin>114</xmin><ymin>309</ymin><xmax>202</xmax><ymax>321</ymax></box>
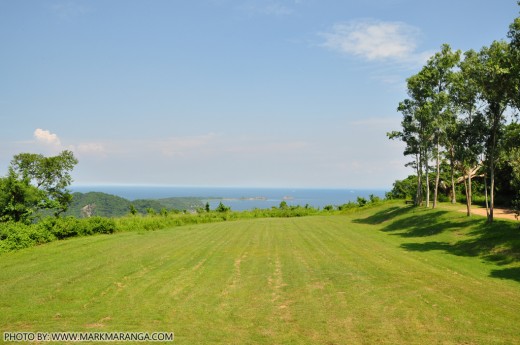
<box><xmin>65</xmin><ymin>192</ymin><xmax>205</xmax><ymax>218</ymax></box>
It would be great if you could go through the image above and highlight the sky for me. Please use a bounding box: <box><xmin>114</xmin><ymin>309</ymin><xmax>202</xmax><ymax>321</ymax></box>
<box><xmin>0</xmin><ymin>0</ymin><xmax>518</xmax><ymax>189</ymax></box>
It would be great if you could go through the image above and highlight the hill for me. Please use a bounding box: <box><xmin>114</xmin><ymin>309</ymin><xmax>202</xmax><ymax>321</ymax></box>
<box><xmin>65</xmin><ymin>192</ymin><xmax>205</xmax><ymax>217</ymax></box>
<box><xmin>1</xmin><ymin>202</ymin><xmax>519</xmax><ymax>344</ymax></box>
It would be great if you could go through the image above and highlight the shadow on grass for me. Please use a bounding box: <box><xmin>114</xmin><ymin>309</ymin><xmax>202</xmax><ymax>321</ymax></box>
<box><xmin>382</xmin><ymin>211</ymin><xmax>467</xmax><ymax>237</ymax></box>
<box><xmin>490</xmin><ymin>267</ymin><xmax>520</xmax><ymax>283</ymax></box>
<box><xmin>355</xmin><ymin>206</ymin><xmax>481</xmax><ymax>238</ymax></box>
<box><xmin>352</xmin><ymin>206</ymin><xmax>413</xmax><ymax>225</ymax></box>
<box><xmin>400</xmin><ymin>220</ymin><xmax>520</xmax><ymax>282</ymax></box>
<box><xmin>354</xmin><ymin>204</ymin><xmax>520</xmax><ymax>283</ymax></box>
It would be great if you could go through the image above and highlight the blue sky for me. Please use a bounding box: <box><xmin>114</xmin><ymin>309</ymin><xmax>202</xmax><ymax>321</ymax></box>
<box><xmin>1</xmin><ymin>0</ymin><xmax>517</xmax><ymax>188</ymax></box>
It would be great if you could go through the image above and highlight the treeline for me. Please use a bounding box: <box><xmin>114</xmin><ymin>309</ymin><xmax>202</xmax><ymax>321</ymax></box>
<box><xmin>65</xmin><ymin>192</ymin><xmax>205</xmax><ymax>218</ymax></box>
<box><xmin>388</xmin><ymin>4</ymin><xmax>520</xmax><ymax>222</ymax></box>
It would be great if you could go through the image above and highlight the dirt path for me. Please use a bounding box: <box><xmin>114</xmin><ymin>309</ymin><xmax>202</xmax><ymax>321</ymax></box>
<box><xmin>460</xmin><ymin>206</ymin><xmax>518</xmax><ymax>221</ymax></box>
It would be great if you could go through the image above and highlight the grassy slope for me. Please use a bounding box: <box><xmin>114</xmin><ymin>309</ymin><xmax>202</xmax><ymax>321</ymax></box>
<box><xmin>0</xmin><ymin>202</ymin><xmax>519</xmax><ymax>344</ymax></box>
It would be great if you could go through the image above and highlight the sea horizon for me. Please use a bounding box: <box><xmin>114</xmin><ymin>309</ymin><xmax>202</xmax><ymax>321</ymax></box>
<box><xmin>70</xmin><ymin>185</ymin><xmax>389</xmax><ymax>211</ymax></box>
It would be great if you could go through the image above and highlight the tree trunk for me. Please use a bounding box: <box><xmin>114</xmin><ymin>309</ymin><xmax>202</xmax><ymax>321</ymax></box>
<box><xmin>450</xmin><ymin>147</ymin><xmax>456</xmax><ymax>204</ymax></box>
<box><xmin>463</xmin><ymin>170</ymin><xmax>470</xmax><ymax>216</ymax></box>
<box><xmin>425</xmin><ymin>158</ymin><xmax>430</xmax><ymax>208</ymax></box>
<box><xmin>484</xmin><ymin>172</ymin><xmax>490</xmax><ymax>220</ymax></box>
<box><xmin>489</xmin><ymin>162</ymin><xmax>495</xmax><ymax>223</ymax></box>
<box><xmin>433</xmin><ymin>140</ymin><xmax>440</xmax><ymax>209</ymax></box>
<box><xmin>415</xmin><ymin>153</ymin><xmax>423</xmax><ymax>207</ymax></box>
<box><xmin>468</xmin><ymin>171</ymin><xmax>472</xmax><ymax>216</ymax></box>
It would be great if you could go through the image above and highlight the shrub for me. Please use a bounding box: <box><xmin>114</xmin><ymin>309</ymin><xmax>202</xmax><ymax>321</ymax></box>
<box><xmin>338</xmin><ymin>202</ymin><xmax>357</xmax><ymax>211</ymax></box>
<box><xmin>369</xmin><ymin>194</ymin><xmax>381</xmax><ymax>204</ymax></box>
<box><xmin>39</xmin><ymin>217</ymin><xmax>80</xmax><ymax>239</ymax></box>
<box><xmin>84</xmin><ymin>217</ymin><xmax>116</xmax><ymax>234</ymax></box>
<box><xmin>0</xmin><ymin>221</ymin><xmax>55</xmax><ymax>253</ymax></box>
<box><xmin>215</xmin><ymin>202</ymin><xmax>231</xmax><ymax>213</ymax></box>
<box><xmin>357</xmin><ymin>197</ymin><xmax>367</xmax><ymax>207</ymax></box>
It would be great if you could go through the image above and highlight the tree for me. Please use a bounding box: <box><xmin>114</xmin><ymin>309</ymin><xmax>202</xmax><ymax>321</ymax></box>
<box><xmin>0</xmin><ymin>168</ymin><xmax>43</xmax><ymax>223</ymax></box>
<box><xmin>413</xmin><ymin>44</ymin><xmax>460</xmax><ymax>209</ymax></box>
<box><xmin>388</xmin><ymin>100</ymin><xmax>424</xmax><ymax>206</ymax></box>
<box><xmin>389</xmin><ymin>45</ymin><xmax>459</xmax><ymax>208</ymax></box>
<box><xmin>215</xmin><ymin>202</ymin><xmax>230</xmax><ymax>212</ymax></box>
<box><xmin>450</xmin><ymin>51</ymin><xmax>486</xmax><ymax>216</ymax></box>
<box><xmin>3</xmin><ymin>150</ymin><xmax>78</xmax><ymax>218</ymax></box>
<box><xmin>508</xmin><ymin>2</ymin><xmax>520</xmax><ymax>111</ymax></box>
<box><xmin>464</xmin><ymin>41</ymin><xmax>514</xmax><ymax>222</ymax></box>
<box><xmin>499</xmin><ymin>122</ymin><xmax>520</xmax><ymax>215</ymax></box>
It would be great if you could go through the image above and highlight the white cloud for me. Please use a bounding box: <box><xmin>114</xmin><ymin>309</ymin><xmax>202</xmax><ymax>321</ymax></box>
<box><xmin>34</xmin><ymin>128</ymin><xmax>61</xmax><ymax>146</ymax></box>
<box><xmin>321</xmin><ymin>19</ymin><xmax>431</xmax><ymax>65</ymax></box>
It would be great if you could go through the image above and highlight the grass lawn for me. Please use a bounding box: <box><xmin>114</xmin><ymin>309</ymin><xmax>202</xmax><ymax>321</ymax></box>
<box><xmin>1</xmin><ymin>201</ymin><xmax>519</xmax><ymax>344</ymax></box>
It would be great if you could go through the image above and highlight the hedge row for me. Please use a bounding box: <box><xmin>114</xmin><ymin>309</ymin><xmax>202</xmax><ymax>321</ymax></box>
<box><xmin>0</xmin><ymin>216</ymin><xmax>116</xmax><ymax>253</ymax></box>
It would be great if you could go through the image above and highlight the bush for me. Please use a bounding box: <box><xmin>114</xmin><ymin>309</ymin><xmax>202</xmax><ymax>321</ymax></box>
<box><xmin>83</xmin><ymin>217</ymin><xmax>116</xmax><ymax>235</ymax></box>
<box><xmin>369</xmin><ymin>194</ymin><xmax>381</xmax><ymax>204</ymax></box>
<box><xmin>0</xmin><ymin>221</ymin><xmax>55</xmax><ymax>253</ymax></box>
<box><xmin>215</xmin><ymin>202</ymin><xmax>231</xmax><ymax>213</ymax></box>
<box><xmin>357</xmin><ymin>197</ymin><xmax>367</xmax><ymax>207</ymax></box>
<box><xmin>39</xmin><ymin>217</ymin><xmax>80</xmax><ymax>239</ymax></box>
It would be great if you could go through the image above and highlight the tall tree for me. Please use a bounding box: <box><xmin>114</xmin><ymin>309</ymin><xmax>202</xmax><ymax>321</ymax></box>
<box><xmin>391</xmin><ymin>45</ymin><xmax>460</xmax><ymax>208</ymax></box>
<box><xmin>464</xmin><ymin>41</ymin><xmax>514</xmax><ymax>222</ymax></box>
<box><xmin>389</xmin><ymin>98</ymin><xmax>426</xmax><ymax>206</ymax></box>
<box><xmin>7</xmin><ymin>150</ymin><xmax>78</xmax><ymax>217</ymax></box>
<box><xmin>508</xmin><ymin>2</ymin><xmax>520</xmax><ymax>111</ymax></box>
<box><xmin>450</xmin><ymin>51</ymin><xmax>486</xmax><ymax>216</ymax></box>
<box><xmin>414</xmin><ymin>45</ymin><xmax>460</xmax><ymax>209</ymax></box>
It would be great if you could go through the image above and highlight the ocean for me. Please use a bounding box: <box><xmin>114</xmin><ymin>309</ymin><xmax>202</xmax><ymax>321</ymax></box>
<box><xmin>70</xmin><ymin>186</ymin><xmax>388</xmax><ymax>211</ymax></box>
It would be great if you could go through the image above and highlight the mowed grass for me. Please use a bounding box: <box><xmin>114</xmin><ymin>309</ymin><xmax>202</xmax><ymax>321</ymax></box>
<box><xmin>1</xmin><ymin>202</ymin><xmax>520</xmax><ymax>344</ymax></box>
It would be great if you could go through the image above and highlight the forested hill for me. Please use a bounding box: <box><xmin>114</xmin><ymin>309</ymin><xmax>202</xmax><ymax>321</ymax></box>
<box><xmin>65</xmin><ymin>192</ymin><xmax>205</xmax><ymax>217</ymax></box>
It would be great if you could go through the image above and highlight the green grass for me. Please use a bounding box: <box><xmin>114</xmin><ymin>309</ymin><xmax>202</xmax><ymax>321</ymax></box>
<box><xmin>1</xmin><ymin>201</ymin><xmax>519</xmax><ymax>344</ymax></box>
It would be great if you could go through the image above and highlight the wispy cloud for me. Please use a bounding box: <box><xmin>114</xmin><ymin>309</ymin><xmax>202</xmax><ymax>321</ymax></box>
<box><xmin>50</xmin><ymin>1</ymin><xmax>90</xmax><ymax>21</ymax></box>
<box><xmin>320</xmin><ymin>19</ymin><xmax>432</xmax><ymax>66</ymax></box>
<box><xmin>153</xmin><ymin>133</ymin><xmax>219</xmax><ymax>157</ymax></box>
<box><xmin>238</xmin><ymin>0</ymin><xmax>300</xmax><ymax>16</ymax></box>
<box><xmin>74</xmin><ymin>143</ymin><xmax>107</xmax><ymax>156</ymax></box>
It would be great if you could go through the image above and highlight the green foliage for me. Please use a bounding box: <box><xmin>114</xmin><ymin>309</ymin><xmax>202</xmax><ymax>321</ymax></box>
<box><xmin>390</xmin><ymin>10</ymin><xmax>520</xmax><ymax>217</ymax></box>
<box><xmin>0</xmin><ymin>221</ymin><xmax>55</xmax><ymax>252</ymax></box>
<box><xmin>0</xmin><ymin>216</ymin><xmax>116</xmax><ymax>253</ymax></box>
<box><xmin>129</xmin><ymin>204</ymin><xmax>138</xmax><ymax>215</ymax></box>
<box><xmin>66</xmin><ymin>192</ymin><xmax>204</xmax><ymax>217</ymax></box>
<box><xmin>356</xmin><ymin>196</ymin><xmax>367</xmax><ymax>207</ymax></box>
<box><xmin>157</xmin><ymin>197</ymin><xmax>205</xmax><ymax>211</ymax></box>
<box><xmin>338</xmin><ymin>201</ymin><xmax>357</xmax><ymax>211</ymax></box>
<box><xmin>323</xmin><ymin>204</ymin><xmax>334</xmax><ymax>211</ymax></box>
<box><xmin>0</xmin><ymin>169</ymin><xmax>43</xmax><ymax>223</ymax></box>
<box><xmin>215</xmin><ymin>202</ymin><xmax>231</xmax><ymax>212</ymax></box>
<box><xmin>386</xmin><ymin>175</ymin><xmax>418</xmax><ymax>200</ymax></box>
<box><xmin>38</xmin><ymin>216</ymin><xmax>116</xmax><ymax>240</ymax></box>
<box><xmin>10</xmin><ymin>150</ymin><xmax>78</xmax><ymax>216</ymax></box>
